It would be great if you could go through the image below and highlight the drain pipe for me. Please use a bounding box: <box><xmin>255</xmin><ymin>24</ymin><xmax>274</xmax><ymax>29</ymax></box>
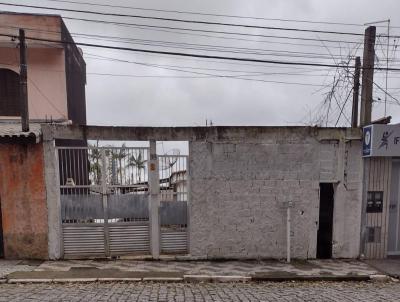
<box><xmin>287</xmin><ymin>201</ymin><xmax>293</xmax><ymax>263</ymax></box>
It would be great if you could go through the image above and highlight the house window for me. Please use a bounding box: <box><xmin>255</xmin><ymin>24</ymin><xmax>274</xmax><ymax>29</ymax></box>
<box><xmin>366</xmin><ymin>191</ymin><xmax>383</xmax><ymax>213</ymax></box>
<box><xmin>0</xmin><ymin>68</ymin><xmax>21</xmax><ymax>116</ymax></box>
<box><xmin>367</xmin><ymin>226</ymin><xmax>381</xmax><ymax>243</ymax></box>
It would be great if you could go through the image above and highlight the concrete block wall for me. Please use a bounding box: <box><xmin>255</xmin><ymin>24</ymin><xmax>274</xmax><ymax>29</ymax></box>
<box><xmin>189</xmin><ymin>128</ymin><xmax>362</xmax><ymax>259</ymax></box>
<box><xmin>0</xmin><ymin>142</ymin><xmax>49</xmax><ymax>259</ymax></box>
<box><xmin>332</xmin><ymin>140</ymin><xmax>363</xmax><ymax>258</ymax></box>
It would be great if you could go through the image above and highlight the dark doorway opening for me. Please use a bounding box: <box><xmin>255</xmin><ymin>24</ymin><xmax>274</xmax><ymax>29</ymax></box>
<box><xmin>0</xmin><ymin>198</ymin><xmax>3</xmax><ymax>258</ymax></box>
<box><xmin>317</xmin><ymin>183</ymin><xmax>334</xmax><ymax>259</ymax></box>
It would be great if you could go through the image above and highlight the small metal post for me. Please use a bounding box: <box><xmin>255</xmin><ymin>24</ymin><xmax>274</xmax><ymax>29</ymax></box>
<box><xmin>101</xmin><ymin>149</ymin><xmax>110</xmax><ymax>257</ymax></box>
<box><xmin>287</xmin><ymin>201</ymin><xmax>293</xmax><ymax>263</ymax></box>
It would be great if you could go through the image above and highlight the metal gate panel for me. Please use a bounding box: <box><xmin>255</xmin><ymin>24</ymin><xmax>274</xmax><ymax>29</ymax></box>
<box><xmin>63</xmin><ymin>224</ymin><xmax>105</xmax><ymax>257</ymax></box>
<box><xmin>109</xmin><ymin>224</ymin><xmax>150</xmax><ymax>254</ymax></box>
<box><xmin>159</xmin><ymin>155</ymin><xmax>189</xmax><ymax>254</ymax></box>
<box><xmin>58</xmin><ymin>146</ymin><xmax>150</xmax><ymax>258</ymax></box>
<box><xmin>161</xmin><ymin>230</ymin><xmax>187</xmax><ymax>253</ymax></box>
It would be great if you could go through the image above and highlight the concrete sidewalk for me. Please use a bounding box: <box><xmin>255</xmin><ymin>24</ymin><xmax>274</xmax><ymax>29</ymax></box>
<box><xmin>365</xmin><ymin>258</ymin><xmax>400</xmax><ymax>278</ymax></box>
<box><xmin>0</xmin><ymin>259</ymin><xmax>388</xmax><ymax>283</ymax></box>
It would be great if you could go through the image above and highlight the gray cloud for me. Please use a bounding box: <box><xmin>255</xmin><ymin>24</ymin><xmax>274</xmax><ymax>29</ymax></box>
<box><xmin>6</xmin><ymin>0</ymin><xmax>400</xmax><ymax>126</ymax></box>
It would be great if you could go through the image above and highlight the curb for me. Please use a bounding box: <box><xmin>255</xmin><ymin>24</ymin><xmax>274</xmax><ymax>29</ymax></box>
<box><xmin>251</xmin><ymin>275</ymin><xmax>371</xmax><ymax>282</ymax></box>
<box><xmin>6</xmin><ymin>277</ymin><xmax>184</xmax><ymax>284</ymax></box>
<box><xmin>97</xmin><ymin>278</ymin><xmax>141</xmax><ymax>282</ymax></box>
<box><xmin>8</xmin><ymin>278</ymin><xmax>54</xmax><ymax>283</ymax></box>
<box><xmin>4</xmin><ymin>274</ymin><xmax>387</xmax><ymax>284</ymax></box>
<box><xmin>369</xmin><ymin>274</ymin><xmax>392</xmax><ymax>282</ymax></box>
<box><xmin>143</xmin><ymin>277</ymin><xmax>184</xmax><ymax>282</ymax></box>
<box><xmin>183</xmin><ymin>275</ymin><xmax>251</xmax><ymax>282</ymax></box>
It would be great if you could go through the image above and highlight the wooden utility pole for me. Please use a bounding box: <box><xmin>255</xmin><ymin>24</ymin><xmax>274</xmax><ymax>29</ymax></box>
<box><xmin>19</xmin><ymin>29</ymin><xmax>29</xmax><ymax>132</ymax></box>
<box><xmin>360</xmin><ymin>26</ymin><xmax>376</xmax><ymax>127</ymax></box>
<box><xmin>351</xmin><ymin>56</ymin><xmax>361</xmax><ymax>127</ymax></box>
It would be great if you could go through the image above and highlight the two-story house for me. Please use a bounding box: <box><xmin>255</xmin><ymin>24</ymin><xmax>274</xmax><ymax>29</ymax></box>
<box><xmin>0</xmin><ymin>12</ymin><xmax>86</xmax><ymax>259</ymax></box>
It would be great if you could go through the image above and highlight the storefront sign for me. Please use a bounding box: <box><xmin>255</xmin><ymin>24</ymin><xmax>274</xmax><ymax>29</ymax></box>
<box><xmin>363</xmin><ymin>124</ymin><xmax>400</xmax><ymax>157</ymax></box>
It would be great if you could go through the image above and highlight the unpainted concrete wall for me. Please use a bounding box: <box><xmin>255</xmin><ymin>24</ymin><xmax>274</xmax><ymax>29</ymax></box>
<box><xmin>0</xmin><ymin>143</ymin><xmax>49</xmax><ymax>259</ymax></box>
<box><xmin>189</xmin><ymin>128</ymin><xmax>362</xmax><ymax>259</ymax></box>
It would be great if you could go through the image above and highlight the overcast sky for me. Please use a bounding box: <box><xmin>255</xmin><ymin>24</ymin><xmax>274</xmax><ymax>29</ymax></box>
<box><xmin>3</xmin><ymin>0</ymin><xmax>400</xmax><ymax>127</ymax></box>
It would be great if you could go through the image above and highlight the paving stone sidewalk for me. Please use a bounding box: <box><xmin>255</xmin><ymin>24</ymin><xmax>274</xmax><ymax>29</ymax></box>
<box><xmin>0</xmin><ymin>259</ymin><xmax>383</xmax><ymax>282</ymax></box>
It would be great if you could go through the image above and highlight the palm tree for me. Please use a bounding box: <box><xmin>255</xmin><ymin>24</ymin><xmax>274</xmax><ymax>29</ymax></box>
<box><xmin>88</xmin><ymin>141</ymin><xmax>101</xmax><ymax>185</ymax></box>
<box><xmin>111</xmin><ymin>143</ymin><xmax>127</xmax><ymax>185</ymax></box>
<box><xmin>127</xmin><ymin>151</ymin><xmax>147</xmax><ymax>183</ymax></box>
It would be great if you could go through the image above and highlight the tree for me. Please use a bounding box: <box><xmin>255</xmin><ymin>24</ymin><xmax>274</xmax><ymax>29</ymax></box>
<box><xmin>88</xmin><ymin>141</ymin><xmax>101</xmax><ymax>185</ymax></box>
<box><xmin>111</xmin><ymin>143</ymin><xmax>127</xmax><ymax>185</ymax></box>
<box><xmin>127</xmin><ymin>151</ymin><xmax>147</xmax><ymax>183</ymax></box>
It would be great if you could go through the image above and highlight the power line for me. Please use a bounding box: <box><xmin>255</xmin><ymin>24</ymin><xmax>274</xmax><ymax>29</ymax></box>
<box><xmin>0</xmin><ymin>11</ymin><xmax>379</xmax><ymax>47</ymax></box>
<box><xmin>2</xmin><ymin>32</ymin><xmax>400</xmax><ymax>71</ymax></box>
<box><xmin>83</xmin><ymin>53</ymin><xmax>336</xmax><ymax>86</ymax></box>
<box><xmin>85</xmin><ymin>53</ymin><xmax>341</xmax><ymax>79</ymax></box>
<box><xmin>6</xmin><ymin>23</ymin><xmax>399</xmax><ymax>66</ymax></box>
<box><xmin>73</xmin><ymin>30</ymin><xmax>364</xmax><ymax>50</ymax></box>
<box><xmin>74</xmin><ymin>34</ymin><xmax>355</xmax><ymax>60</ymax></box>
<box><xmin>85</xmin><ymin>52</ymin><xmax>342</xmax><ymax>74</ymax></box>
<box><xmin>85</xmin><ymin>53</ymin><xmax>335</xmax><ymax>75</ymax></box>
<box><xmin>57</xmin><ymin>16</ymin><xmax>369</xmax><ymax>45</ymax></box>
<box><xmin>42</xmin><ymin>0</ymin><xmax>400</xmax><ymax>29</ymax></box>
<box><xmin>0</xmin><ymin>2</ymin><xmax>365</xmax><ymax>37</ymax></box>
<box><xmin>86</xmin><ymin>71</ymin><xmax>335</xmax><ymax>86</ymax></box>
<box><xmin>44</xmin><ymin>15</ymin><xmax>365</xmax><ymax>45</ymax></box>
<box><xmin>0</xmin><ymin>22</ymin><xmax>365</xmax><ymax>52</ymax></box>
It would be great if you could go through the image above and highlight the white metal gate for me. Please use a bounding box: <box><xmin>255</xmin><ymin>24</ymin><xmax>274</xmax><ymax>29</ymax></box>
<box><xmin>159</xmin><ymin>155</ymin><xmax>189</xmax><ymax>254</ymax></box>
<box><xmin>57</xmin><ymin>145</ymin><xmax>190</xmax><ymax>258</ymax></box>
<box><xmin>58</xmin><ymin>146</ymin><xmax>150</xmax><ymax>258</ymax></box>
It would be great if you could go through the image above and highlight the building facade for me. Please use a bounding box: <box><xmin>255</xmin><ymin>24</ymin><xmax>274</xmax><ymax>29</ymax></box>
<box><xmin>0</xmin><ymin>12</ymin><xmax>397</xmax><ymax>262</ymax></box>
<box><xmin>0</xmin><ymin>12</ymin><xmax>86</xmax><ymax>259</ymax></box>
<box><xmin>39</xmin><ymin>125</ymin><xmax>363</xmax><ymax>260</ymax></box>
<box><xmin>0</xmin><ymin>12</ymin><xmax>86</xmax><ymax>124</ymax></box>
<box><xmin>361</xmin><ymin>124</ymin><xmax>400</xmax><ymax>259</ymax></box>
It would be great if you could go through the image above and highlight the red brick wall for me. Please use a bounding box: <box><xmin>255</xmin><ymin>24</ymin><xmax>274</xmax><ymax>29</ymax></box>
<box><xmin>0</xmin><ymin>142</ymin><xmax>48</xmax><ymax>259</ymax></box>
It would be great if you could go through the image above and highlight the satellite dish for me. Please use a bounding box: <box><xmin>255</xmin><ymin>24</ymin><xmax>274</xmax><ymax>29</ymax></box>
<box><xmin>159</xmin><ymin>148</ymin><xmax>180</xmax><ymax>171</ymax></box>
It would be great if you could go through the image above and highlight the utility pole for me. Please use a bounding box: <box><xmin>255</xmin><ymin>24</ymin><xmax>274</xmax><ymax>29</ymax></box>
<box><xmin>19</xmin><ymin>28</ymin><xmax>29</xmax><ymax>132</ymax></box>
<box><xmin>384</xmin><ymin>19</ymin><xmax>390</xmax><ymax>116</ymax></box>
<box><xmin>360</xmin><ymin>26</ymin><xmax>376</xmax><ymax>127</ymax></box>
<box><xmin>351</xmin><ymin>56</ymin><xmax>361</xmax><ymax>128</ymax></box>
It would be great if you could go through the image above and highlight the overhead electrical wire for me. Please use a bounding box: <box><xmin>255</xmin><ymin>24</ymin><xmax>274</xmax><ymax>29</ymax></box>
<box><xmin>1</xmin><ymin>32</ymin><xmax>400</xmax><ymax>71</ymax></box>
<box><xmin>85</xmin><ymin>71</ymin><xmax>335</xmax><ymax>87</ymax></box>
<box><xmin>0</xmin><ymin>2</ymin><xmax>366</xmax><ymax>36</ymax></box>
<box><xmin>71</xmin><ymin>30</ymin><xmax>364</xmax><ymax>50</ymax></box>
<box><xmin>88</xmin><ymin>53</ymin><xmax>400</xmax><ymax>91</ymax></box>
<box><xmin>0</xmin><ymin>24</ymin><xmax>367</xmax><ymax>63</ymax></box>
<box><xmin>0</xmin><ymin>23</ymin><xmax>368</xmax><ymax>52</ymax></box>
<box><xmin>57</xmin><ymin>16</ymin><xmax>366</xmax><ymax>45</ymax></box>
<box><xmin>0</xmin><ymin>23</ymin><xmax>358</xmax><ymax>72</ymax></box>
<box><xmin>85</xmin><ymin>52</ymin><xmax>335</xmax><ymax>75</ymax></box>
<box><xmin>75</xmin><ymin>34</ymin><xmax>355</xmax><ymax>61</ymax></box>
<box><xmin>84</xmin><ymin>52</ymin><xmax>341</xmax><ymax>73</ymax></box>
<box><xmin>1</xmin><ymin>3</ymin><xmax>397</xmax><ymax>123</ymax></box>
<box><xmin>85</xmin><ymin>53</ymin><xmax>342</xmax><ymax>82</ymax></box>
<box><xmin>40</xmin><ymin>0</ymin><xmax>400</xmax><ymax>29</ymax></box>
